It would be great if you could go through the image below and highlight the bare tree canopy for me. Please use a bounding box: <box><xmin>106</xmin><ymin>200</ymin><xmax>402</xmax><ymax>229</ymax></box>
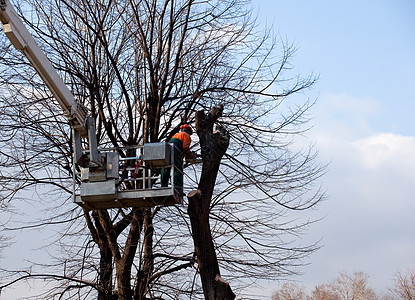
<box><xmin>272</xmin><ymin>282</ymin><xmax>307</xmax><ymax>300</ymax></box>
<box><xmin>272</xmin><ymin>270</ymin><xmax>407</xmax><ymax>300</ymax></box>
<box><xmin>390</xmin><ymin>270</ymin><xmax>415</xmax><ymax>300</ymax></box>
<box><xmin>0</xmin><ymin>0</ymin><xmax>324</xmax><ymax>299</ymax></box>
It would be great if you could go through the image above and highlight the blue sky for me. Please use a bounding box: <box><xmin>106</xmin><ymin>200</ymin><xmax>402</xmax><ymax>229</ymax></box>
<box><xmin>252</xmin><ymin>0</ymin><xmax>415</xmax><ymax>295</ymax></box>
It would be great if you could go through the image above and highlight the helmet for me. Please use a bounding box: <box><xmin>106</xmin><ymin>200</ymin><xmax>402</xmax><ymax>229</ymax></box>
<box><xmin>180</xmin><ymin>124</ymin><xmax>193</xmax><ymax>135</ymax></box>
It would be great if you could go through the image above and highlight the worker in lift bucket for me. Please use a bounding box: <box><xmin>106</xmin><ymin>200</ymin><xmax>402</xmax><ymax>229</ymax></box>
<box><xmin>161</xmin><ymin>124</ymin><xmax>195</xmax><ymax>198</ymax></box>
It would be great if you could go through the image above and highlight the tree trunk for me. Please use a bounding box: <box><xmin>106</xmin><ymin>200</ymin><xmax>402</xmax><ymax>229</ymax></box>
<box><xmin>116</xmin><ymin>260</ymin><xmax>133</xmax><ymax>300</ymax></box>
<box><xmin>115</xmin><ymin>209</ymin><xmax>142</xmax><ymax>300</ymax></box>
<box><xmin>134</xmin><ymin>209</ymin><xmax>154</xmax><ymax>300</ymax></box>
<box><xmin>187</xmin><ymin>106</ymin><xmax>235</xmax><ymax>300</ymax></box>
<box><xmin>98</xmin><ymin>244</ymin><xmax>114</xmax><ymax>300</ymax></box>
<box><xmin>86</xmin><ymin>210</ymin><xmax>115</xmax><ymax>299</ymax></box>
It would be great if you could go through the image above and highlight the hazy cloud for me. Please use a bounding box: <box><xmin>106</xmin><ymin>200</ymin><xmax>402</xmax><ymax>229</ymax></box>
<box><xmin>353</xmin><ymin>133</ymin><xmax>415</xmax><ymax>171</ymax></box>
<box><xmin>298</xmin><ymin>92</ymin><xmax>415</xmax><ymax>293</ymax></box>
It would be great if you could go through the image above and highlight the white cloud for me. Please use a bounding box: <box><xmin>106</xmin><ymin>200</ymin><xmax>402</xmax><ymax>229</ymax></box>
<box><xmin>352</xmin><ymin>133</ymin><xmax>415</xmax><ymax>170</ymax></box>
<box><xmin>298</xmin><ymin>91</ymin><xmax>415</xmax><ymax>293</ymax></box>
<box><xmin>300</xmin><ymin>130</ymin><xmax>415</xmax><ymax>292</ymax></box>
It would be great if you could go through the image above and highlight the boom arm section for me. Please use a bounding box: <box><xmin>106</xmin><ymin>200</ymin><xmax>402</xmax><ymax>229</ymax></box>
<box><xmin>0</xmin><ymin>0</ymin><xmax>103</xmax><ymax>166</ymax></box>
<box><xmin>0</xmin><ymin>0</ymin><xmax>87</xmax><ymax>135</ymax></box>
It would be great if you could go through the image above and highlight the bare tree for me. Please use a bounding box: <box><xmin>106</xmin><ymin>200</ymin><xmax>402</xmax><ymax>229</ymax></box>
<box><xmin>309</xmin><ymin>283</ymin><xmax>341</xmax><ymax>300</ymax></box>
<box><xmin>272</xmin><ymin>271</ymin><xmax>391</xmax><ymax>300</ymax></box>
<box><xmin>0</xmin><ymin>0</ymin><xmax>324</xmax><ymax>299</ymax></box>
<box><xmin>307</xmin><ymin>272</ymin><xmax>378</xmax><ymax>300</ymax></box>
<box><xmin>334</xmin><ymin>271</ymin><xmax>378</xmax><ymax>300</ymax></box>
<box><xmin>390</xmin><ymin>269</ymin><xmax>415</xmax><ymax>300</ymax></box>
<box><xmin>272</xmin><ymin>282</ymin><xmax>307</xmax><ymax>300</ymax></box>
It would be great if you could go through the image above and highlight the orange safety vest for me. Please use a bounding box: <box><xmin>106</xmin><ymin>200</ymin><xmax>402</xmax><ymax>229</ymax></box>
<box><xmin>171</xmin><ymin>132</ymin><xmax>191</xmax><ymax>150</ymax></box>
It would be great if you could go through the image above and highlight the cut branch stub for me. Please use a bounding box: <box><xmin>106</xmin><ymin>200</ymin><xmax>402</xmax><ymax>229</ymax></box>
<box><xmin>195</xmin><ymin>105</ymin><xmax>229</xmax><ymax>202</ymax></box>
<box><xmin>195</xmin><ymin>104</ymin><xmax>224</xmax><ymax>132</ymax></box>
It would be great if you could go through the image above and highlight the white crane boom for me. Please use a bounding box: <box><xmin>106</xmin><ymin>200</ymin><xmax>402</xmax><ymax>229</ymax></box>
<box><xmin>0</xmin><ymin>0</ymin><xmax>87</xmax><ymax>135</ymax></box>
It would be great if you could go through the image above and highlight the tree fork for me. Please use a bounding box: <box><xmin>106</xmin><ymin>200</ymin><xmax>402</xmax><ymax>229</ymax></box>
<box><xmin>188</xmin><ymin>105</ymin><xmax>235</xmax><ymax>299</ymax></box>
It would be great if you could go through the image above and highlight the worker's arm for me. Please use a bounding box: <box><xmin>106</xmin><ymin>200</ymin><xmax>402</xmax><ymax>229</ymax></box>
<box><xmin>183</xmin><ymin>147</ymin><xmax>195</xmax><ymax>159</ymax></box>
<box><xmin>181</xmin><ymin>134</ymin><xmax>195</xmax><ymax>159</ymax></box>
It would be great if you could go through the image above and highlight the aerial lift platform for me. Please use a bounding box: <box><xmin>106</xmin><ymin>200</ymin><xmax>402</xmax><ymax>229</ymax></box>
<box><xmin>73</xmin><ymin>143</ymin><xmax>182</xmax><ymax>209</ymax></box>
<box><xmin>1</xmin><ymin>0</ymin><xmax>181</xmax><ymax>209</ymax></box>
